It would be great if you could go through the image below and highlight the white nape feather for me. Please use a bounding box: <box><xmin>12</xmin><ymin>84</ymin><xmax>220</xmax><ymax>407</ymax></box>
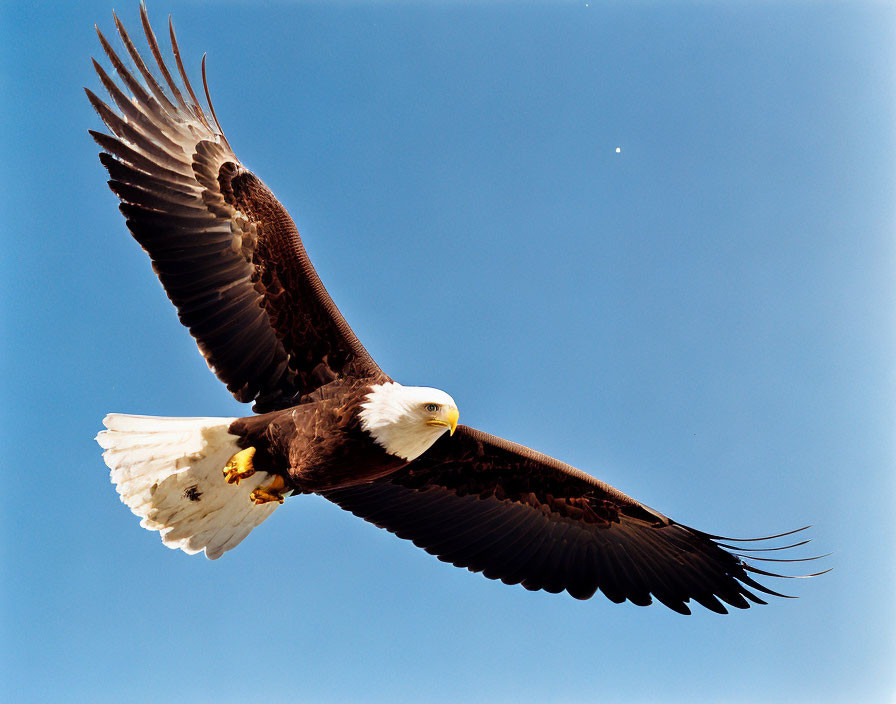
<box><xmin>358</xmin><ymin>382</ymin><xmax>459</xmax><ymax>461</ymax></box>
<box><xmin>96</xmin><ymin>413</ymin><xmax>285</xmax><ymax>559</ymax></box>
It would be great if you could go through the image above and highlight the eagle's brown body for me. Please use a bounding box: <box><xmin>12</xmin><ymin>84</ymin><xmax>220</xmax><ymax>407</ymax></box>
<box><xmin>91</xmin><ymin>5</ymin><xmax>824</xmax><ymax>613</ymax></box>
<box><xmin>231</xmin><ymin>380</ymin><xmax>406</xmax><ymax>493</ymax></box>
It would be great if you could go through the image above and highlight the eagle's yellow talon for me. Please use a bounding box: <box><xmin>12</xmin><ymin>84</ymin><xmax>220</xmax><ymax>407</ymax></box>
<box><xmin>250</xmin><ymin>475</ymin><xmax>287</xmax><ymax>505</ymax></box>
<box><xmin>223</xmin><ymin>447</ymin><xmax>256</xmax><ymax>485</ymax></box>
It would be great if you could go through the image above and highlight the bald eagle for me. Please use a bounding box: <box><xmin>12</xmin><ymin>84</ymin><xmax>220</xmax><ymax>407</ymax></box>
<box><xmin>91</xmin><ymin>5</ymin><xmax>823</xmax><ymax>614</ymax></box>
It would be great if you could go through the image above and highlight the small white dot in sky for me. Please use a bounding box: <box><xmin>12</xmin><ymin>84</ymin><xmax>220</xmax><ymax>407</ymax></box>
<box><xmin>616</xmin><ymin>147</ymin><xmax>621</xmax><ymax>153</ymax></box>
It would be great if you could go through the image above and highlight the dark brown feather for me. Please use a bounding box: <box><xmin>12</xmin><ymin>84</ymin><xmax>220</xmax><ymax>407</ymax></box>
<box><xmin>323</xmin><ymin>426</ymin><xmax>822</xmax><ymax>614</ymax></box>
<box><xmin>137</xmin><ymin>5</ymin><xmax>186</xmax><ymax>115</ymax></box>
<box><xmin>89</xmin><ymin>8</ymin><xmax>386</xmax><ymax>410</ymax></box>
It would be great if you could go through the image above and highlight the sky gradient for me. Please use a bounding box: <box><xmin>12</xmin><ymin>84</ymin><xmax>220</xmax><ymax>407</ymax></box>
<box><xmin>2</xmin><ymin>2</ymin><xmax>895</xmax><ymax>702</ymax></box>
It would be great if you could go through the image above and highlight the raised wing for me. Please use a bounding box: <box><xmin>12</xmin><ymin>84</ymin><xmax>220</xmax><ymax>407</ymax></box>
<box><xmin>325</xmin><ymin>426</ymin><xmax>824</xmax><ymax>614</ymax></box>
<box><xmin>87</xmin><ymin>7</ymin><xmax>386</xmax><ymax>412</ymax></box>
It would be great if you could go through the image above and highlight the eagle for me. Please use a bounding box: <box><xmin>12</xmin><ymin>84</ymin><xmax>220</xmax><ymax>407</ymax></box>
<box><xmin>91</xmin><ymin>5</ymin><xmax>823</xmax><ymax>615</ymax></box>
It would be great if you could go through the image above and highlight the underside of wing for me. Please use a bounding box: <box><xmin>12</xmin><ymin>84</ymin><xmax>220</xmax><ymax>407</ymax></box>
<box><xmin>88</xmin><ymin>6</ymin><xmax>386</xmax><ymax>411</ymax></box>
<box><xmin>324</xmin><ymin>427</ymin><xmax>826</xmax><ymax>614</ymax></box>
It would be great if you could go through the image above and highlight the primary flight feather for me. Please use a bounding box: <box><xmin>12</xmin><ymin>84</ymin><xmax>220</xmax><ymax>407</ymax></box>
<box><xmin>91</xmin><ymin>4</ymin><xmax>823</xmax><ymax>615</ymax></box>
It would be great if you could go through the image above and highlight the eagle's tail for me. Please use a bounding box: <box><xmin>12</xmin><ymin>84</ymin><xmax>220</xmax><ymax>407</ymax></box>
<box><xmin>96</xmin><ymin>413</ymin><xmax>284</xmax><ymax>559</ymax></box>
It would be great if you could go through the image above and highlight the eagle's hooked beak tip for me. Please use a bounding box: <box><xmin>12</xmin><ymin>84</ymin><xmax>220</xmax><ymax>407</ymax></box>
<box><xmin>426</xmin><ymin>407</ymin><xmax>459</xmax><ymax>435</ymax></box>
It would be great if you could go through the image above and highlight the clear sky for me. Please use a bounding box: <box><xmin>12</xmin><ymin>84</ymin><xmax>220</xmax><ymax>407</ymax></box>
<box><xmin>2</xmin><ymin>1</ymin><xmax>894</xmax><ymax>702</ymax></box>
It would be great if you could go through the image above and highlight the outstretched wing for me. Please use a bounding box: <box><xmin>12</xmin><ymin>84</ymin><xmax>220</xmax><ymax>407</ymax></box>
<box><xmin>87</xmin><ymin>7</ymin><xmax>387</xmax><ymax>412</ymax></box>
<box><xmin>324</xmin><ymin>426</ymin><xmax>823</xmax><ymax>614</ymax></box>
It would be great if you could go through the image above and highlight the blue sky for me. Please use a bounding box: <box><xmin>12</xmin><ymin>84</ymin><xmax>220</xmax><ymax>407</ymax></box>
<box><xmin>2</xmin><ymin>1</ymin><xmax>894</xmax><ymax>702</ymax></box>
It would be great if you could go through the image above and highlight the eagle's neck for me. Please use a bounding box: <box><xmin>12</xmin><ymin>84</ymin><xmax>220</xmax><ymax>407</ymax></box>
<box><xmin>358</xmin><ymin>382</ymin><xmax>451</xmax><ymax>461</ymax></box>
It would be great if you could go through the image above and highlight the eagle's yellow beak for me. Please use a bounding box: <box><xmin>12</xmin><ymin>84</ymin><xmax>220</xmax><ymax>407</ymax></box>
<box><xmin>427</xmin><ymin>407</ymin><xmax>459</xmax><ymax>436</ymax></box>
<box><xmin>446</xmin><ymin>407</ymin><xmax>459</xmax><ymax>436</ymax></box>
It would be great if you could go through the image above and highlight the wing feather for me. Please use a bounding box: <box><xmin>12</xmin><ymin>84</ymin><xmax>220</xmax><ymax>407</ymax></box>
<box><xmin>136</xmin><ymin>7</ymin><xmax>188</xmax><ymax>115</ymax></box>
<box><xmin>89</xmin><ymin>8</ymin><xmax>386</xmax><ymax>410</ymax></box>
<box><xmin>324</xmin><ymin>426</ymin><xmax>824</xmax><ymax>614</ymax></box>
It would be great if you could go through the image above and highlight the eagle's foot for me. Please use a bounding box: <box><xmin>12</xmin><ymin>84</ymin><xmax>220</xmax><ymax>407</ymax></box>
<box><xmin>250</xmin><ymin>475</ymin><xmax>286</xmax><ymax>505</ymax></box>
<box><xmin>223</xmin><ymin>447</ymin><xmax>257</xmax><ymax>485</ymax></box>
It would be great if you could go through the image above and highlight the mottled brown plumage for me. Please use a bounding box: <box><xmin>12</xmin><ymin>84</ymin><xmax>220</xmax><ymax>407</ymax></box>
<box><xmin>90</xmin><ymin>5</ymin><xmax>824</xmax><ymax>613</ymax></box>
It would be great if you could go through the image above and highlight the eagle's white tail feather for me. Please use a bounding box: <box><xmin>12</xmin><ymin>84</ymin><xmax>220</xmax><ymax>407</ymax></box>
<box><xmin>97</xmin><ymin>413</ymin><xmax>284</xmax><ymax>559</ymax></box>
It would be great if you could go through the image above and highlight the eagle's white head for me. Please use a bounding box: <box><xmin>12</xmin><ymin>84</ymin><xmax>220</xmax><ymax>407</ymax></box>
<box><xmin>359</xmin><ymin>382</ymin><xmax>460</xmax><ymax>461</ymax></box>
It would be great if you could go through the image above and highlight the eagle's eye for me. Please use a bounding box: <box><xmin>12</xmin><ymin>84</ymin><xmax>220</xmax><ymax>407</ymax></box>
<box><xmin>425</xmin><ymin>403</ymin><xmax>440</xmax><ymax>413</ymax></box>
